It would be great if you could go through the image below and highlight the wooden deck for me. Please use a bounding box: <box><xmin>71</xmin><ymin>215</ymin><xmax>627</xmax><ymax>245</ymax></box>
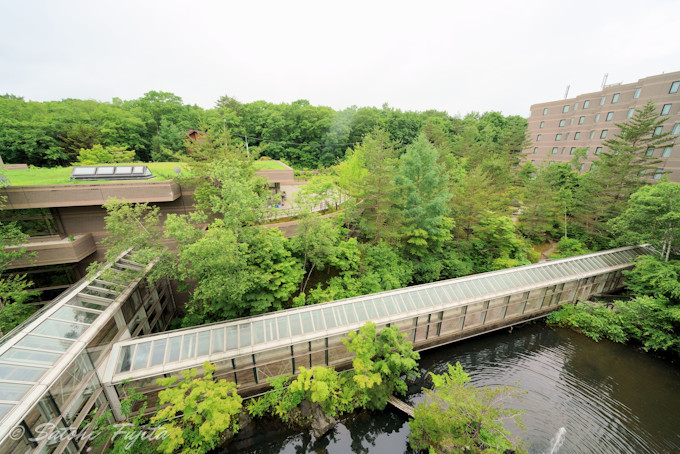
<box><xmin>387</xmin><ymin>395</ymin><xmax>415</xmax><ymax>418</ymax></box>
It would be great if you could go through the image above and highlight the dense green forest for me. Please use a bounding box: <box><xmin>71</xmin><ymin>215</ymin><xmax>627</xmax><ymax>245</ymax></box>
<box><xmin>0</xmin><ymin>91</ymin><xmax>527</xmax><ymax>168</ymax></box>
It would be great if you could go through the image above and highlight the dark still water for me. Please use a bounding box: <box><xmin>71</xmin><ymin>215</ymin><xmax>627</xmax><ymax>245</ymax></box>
<box><xmin>223</xmin><ymin>324</ymin><xmax>680</xmax><ymax>454</ymax></box>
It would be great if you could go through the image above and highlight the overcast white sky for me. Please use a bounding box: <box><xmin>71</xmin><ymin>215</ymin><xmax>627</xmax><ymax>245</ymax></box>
<box><xmin>2</xmin><ymin>0</ymin><xmax>679</xmax><ymax>117</ymax></box>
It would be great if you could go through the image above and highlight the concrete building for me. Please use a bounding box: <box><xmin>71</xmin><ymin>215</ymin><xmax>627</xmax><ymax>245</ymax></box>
<box><xmin>0</xmin><ymin>164</ymin><xmax>295</xmax><ymax>305</ymax></box>
<box><xmin>525</xmin><ymin>71</ymin><xmax>680</xmax><ymax>182</ymax></box>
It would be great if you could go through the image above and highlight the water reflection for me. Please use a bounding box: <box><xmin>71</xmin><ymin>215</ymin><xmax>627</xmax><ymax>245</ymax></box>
<box><xmin>223</xmin><ymin>324</ymin><xmax>680</xmax><ymax>454</ymax></box>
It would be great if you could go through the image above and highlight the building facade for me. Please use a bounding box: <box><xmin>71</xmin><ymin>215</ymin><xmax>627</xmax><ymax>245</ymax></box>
<box><xmin>0</xmin><ymin>165</ymin><xmax>295</xmax><ymax>306</ymax></box>
<box><xmin>525</xmin><ymin>71</ymin><xmax>680</xmax><ymax>182</ymax></box>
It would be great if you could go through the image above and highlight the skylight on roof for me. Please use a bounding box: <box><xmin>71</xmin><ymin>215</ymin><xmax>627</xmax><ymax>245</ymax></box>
<box><xmin>70</xmin><ymin>165</ymin><xmax>154</xmax><ymax>181</ymax></box>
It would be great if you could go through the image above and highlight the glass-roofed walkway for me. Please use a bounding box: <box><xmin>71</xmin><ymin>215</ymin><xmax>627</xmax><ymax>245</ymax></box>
<box><xmin>0</xmin><ymin>244</ymin><xmax>653</xmax><ymax>453</ymax></box>
<box><xmin>102</xmin><ymin>244</ymin><xmax>652</xmax><ymax>413</ymax></box>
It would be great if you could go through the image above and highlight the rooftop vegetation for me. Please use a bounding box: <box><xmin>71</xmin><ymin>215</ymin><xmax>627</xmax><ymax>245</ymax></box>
<box><xmin>1</xmin><ymin>160</ymin><xmax>286</xmax><ymax>186</ymax></box>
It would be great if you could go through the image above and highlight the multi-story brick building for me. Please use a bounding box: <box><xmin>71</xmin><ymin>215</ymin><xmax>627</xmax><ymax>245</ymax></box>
<box><xmin>525</xmin><ymin>71</ymin><xmax>680</xmax><ymax>182</ymax></box>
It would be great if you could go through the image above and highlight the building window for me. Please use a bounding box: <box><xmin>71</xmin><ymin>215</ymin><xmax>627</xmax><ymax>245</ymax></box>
<box><xmin>595</xmin><ymin>146</ymin><xmax>602</xmax><ymax>155</ymax></box>
<box><xmin>533</xmin><ymin>147</ymin><xmax>538</xmax><ymax>154</ymax></box>
<box><xmin>556</xmin><ymin>134</ymin><xmax>562</xmax><ymax>141</ymax></box>
<box><xmin>543</xmin><ymin>107</ymin><xmax>548</xmax><ymax>115</ymax></box>
<box><xmin>661</xmin><ymin>104</ymin><xmax>672</xmax><ymax>115</ymax></box>
<box><xmin>639</xmin><ymin>169</ymin><xmax>647</xmax><ymax>176</ymax></box>
<box><xmin>537</xmin><ymin>134</ymin><xmax>542</xmax><ymax>141</ymax></box>
<box><xmin>583</xmin><ymin>100</ymin><xmax>590</xmax><ymax>109</ymax></box>
<box><xmin>562</xmin><ymin>105</ymin><xmax>569</xmax><ymax>113</ymax></box>
<box><xmin>577</xmin><ymin>116</ymin><xmax>585</xmax><ymax>125</ymax></box>
<box><xmin>627</xmin><ymin>108</ymin><xmax>635</xmax><ymax>119</ymax></box>
<box><xmin>653</xmin><ymin>169</ymin><xmax>663</xmax><ymax>180</ymax></box>
<box><xmin>565</xmin><ymin>133</ymin><xmax>570</xmax><ymax>140</ymax></box>
<box><xmin>600</xmin><ymin>96</ymin><xmax>606</xmax><ymax>105</ymax></box>
<box><xmin>646</xmin><ymin>147</ymin><xmax>654</xmax><ymax>157</ymax></box>
<box><xmin>612</xmin><ymin>93</ymin><xmax>620</xmax><ymax>103</ymax></box>
<box><xmin>570</xmin><ymin>147</ymin><xmax>576</xmax><ymax>154</ymax></box>
<box><xmin>670</xmin><ymin>81</ymin><xmax>680</xmax><ymax>94</ymax></box>
<box><xmin>574</xmin><ymin>102</ymin><xmax>579</xmax><ymax>110</ymax></box>
<box><xmin>662</xmin><ymin>146</ymin><xmax>672</xmax><ymax>158</ymax></box>
<box><xmin>579</xmin><ymin>163</ymin><xmax>585</xmax><ymax>171</ymax></box>
<box><xmin>585</xmin><ymin>147</ymin><xmax>590</xmax><ymax>155</ymax></box>
<box><xmin>574</xmin><ymin>132</ymin><xmax>581</xmax><ymax>139</ymax></box>
<box><xmin>673</xmin><ymin>123</ymin><xmax>680</xmax><ymax>135</ymax></box>
<box><xmin>559</xmin><ymin>119</ymin><xmax>566</xmax><ymax>127</ymax></box>
<box><xmin>539</xmin><ymin>121</ymin><xmax>544</xmax><ymax>128</ymax></box>
<box><xmin>590</xmin><ymin>130</ymin><xmax>596</xmax><ymax>139</ymax></box>
<box><xmin>570</xmin><ymin>118</ymin><xmax>574</xmax><ymax>126</ymax></box>
<box><xmin>590</xmin><ymin>163</ymin><xmax>596</xmax><ymax>171</ymax></box>
<box><xmin>606</xmin><ymin>112</ymin><xmax>614</xmax><ymax>121</ymax></box>
<box><xmin>595</xmin><ymin>113</ymin><xmax>601</xmax><ymax>122</ymax></box>
<box><xmin>634</xmin><ymin>87</ymin><xmax>641</xmax><ymax>99</ymax></box>
<box><xmin>600</xmin><ymin>130</ymin><xmax>608</xmax><ymax>139</ymax></box>
<box><xmin>552</xmin><ymin>147</ymin><xmax>558</xmax><ymax>154</ymax></box>
<box><xmin>654</xmin><ymin>126</ymin><xmax>663</xmax><ymax>136</ymax></box>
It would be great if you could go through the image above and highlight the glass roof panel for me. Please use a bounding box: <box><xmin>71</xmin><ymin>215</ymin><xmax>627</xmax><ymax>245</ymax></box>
<box><xmin>289</xmin><ymin>314</ymin><xmax>302</xmax><ymax>336</ymax></box>
<box><xmin>149</xmin><ymin>339</ymin><xmax>167</xmax><ymax>366</ymax></box>
<box><xmin>252</xmin><ymin>321</ymin><xmax>265</xmax><ymax>344</ymax></box>
<box><xmin>0</xmin><ymin>348</ymin><xmax>61</xmax><ymax>366</ymax></box>
<box><xmin>133</xmin><ymin>342</ymin><xmax>151</xmax><ymax>370</ymax></box>
<box><xmin>226</xmin><ymin>326</ymin><xmax>238</xmax><ymax>350</ymax></box>
<box><xmin>449</xmin><ymin>284</ymin><xmax>465</xmax><ymax>300</ymax></box>
<box><xmin>458</xmin><ymin>282</ymin><xmax>475</xmax><ymax>299</ymax></box>
<box><xmin>181</xmin><ymin>334</ymin><xmax>197</xmax><ymax>361</ymax></box>
<box><xmin>311</xmin><ymin>310</ymin><xmax>325</xmax><ymax>330</ymax></box>
<box><xmin>132</xmin><ymin>166</ymin><xmax>145</xmax><ymax>174</ymax></box>
<box><xmin>167</xmin><ymin>337</ymin><xmax>181</xmax><ymax>362</ymax></box>
<box><xmin>33</xmin><ymin>320</ymin><xmax>88</xmax><ymax>339</ymax></box>
<box><xmin>434</xmin><ymin>286</ymin><xmax>450</xmax><ymax>303</ymax></box>
<box><xmin>344</xmin><ymin>304</ymin><xmax>358</xmax><ymax>323</ymax></box>
<box><xmin>0</xmin><ymin>383</ymin><xmax>33</xmax><ymax>402</ymax></box>
<box><xmin>51</xmin><ymin>307</ymin><xmax>99</xmax><ymax>325</ymax></box>
<box><xmin>354</xmin><ymin>301</ymin><xmax>369</xmax><ymax>321</ymax></box>
<box><xmin>265</xmin><ymin>319</ymin><xmax>278</xmax><ymax>342</ymax></box>
<box><xmin>70</xmin><ymin>298</ymin><xmax>109</xmax><ymax>311</ymax></box>
<box><xmin>211</xmin><ymin>329</ymin><xmax>225</xmax><ymax>354</ymax></box>
<box><xmin>333</xmin><ymin>306</ymin><xmax>347</xmax><ymax>326</ymax></box>
<box><xmin>365</xmin><ymin>300</ymin><xmax>378</xmax><ymax>319</ymax></box>
<box><xmin>197</xmin><ymin>331</ymin><xmax>210</xmax><ymax>356</ymax></box>
<box><xmin>0</xmin><ymin>364</ymin><xmax>48</xmax><ymax>382</ymax></box>
<box><xmin>115</xmin><ymin>166</ymin><xmax>132</xmax><ymax>174</ymax></box>
<box><xmin>475</xmin><ymin>278</ymin><xmax>495</xmax><ymax>294</ymax></box>
<box><xmin>323</xmin><ymin>308</ymin><xmax>337</xmax><ymax>328</ymax></box>
<box><xmin>0</xmin><ymin>404</ymin><xmax>12</xmax><ymax>420</ymax></box>
<box><xmin>239</xmin><ymin>324</ymin><xmax>251</xmax><ymax>347</ymax></box>
<box><xmin>373</xmin><ymin>298</ymin><xmax>388</xmax><ymax>317</ymax></box>
<box><xmin>276</xmin><ymin>317</ymin><xmax>290</xmax><ymax>339</ymax></box>
<box><xmin>301</xmin><ymin>312</ymin><xmax>315</xmax><ymax>333</ymax></box>
<box><xmin>16</xmin><ymin>335</ymin><xmax>73</xmax><ymax>352</ymax></box>
<box><xmin>72</xmin><ymin>167</ymin><xmax>96</xmax><ymax>175</ymax></box>
<box><xmin>97</xmin><ymin>167</ymin><xmax>114</xmax><ymax>175</ymax></box>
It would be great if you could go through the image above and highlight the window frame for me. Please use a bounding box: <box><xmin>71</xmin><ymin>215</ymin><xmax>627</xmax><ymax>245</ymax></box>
<box><xmin>670</xmin><ymin>81</ymin><xmax>680</xmax><ymax>94</ymax></box>
<box><xmin>559</xmin><ymin>119</ymin><xmax>566</xmax><ymax>127</ymax></box>
<box><xmin>662</xmin><ymin>146</ymin><xmax>672</xmax><ymax>158</ymax></box>
<box><xmin>562</xmin><ymin>105</ymin><xmax>570</xmax><ymax>113</ymax></box>
<box><xmin>583</xmin><ymin>100</ymin><xmax>590</xmax><ymax>109</ymax></box>
<box><xmin>600</xmin><ymin>130</ymin><xmax>608</xmax><ymax>139</ymax></box>
<box><xmin>634</xmin><ymin>87</ymin><xmax>641</xmax><ymax>99</ymax></box>
<box><xmin>627</xmin><ymin>108</ymin><xmax>635</xmax><ymax>119</ymax></box>
<box><xmin>543</xmin><ymin>107</ymin><xmax>549</xmax><ymax>115</ymax></box>
<box><xmin>606</xmin><ymin>111</ymin><xmax>614</xmax><ymax>121</ymax></box>
<box><xmin>611</xmin><ymin>93</ymin><xmax>620</xmax><ymax>103</ymax></box>
<box><xmin>661</xmin><ymin>104</ymin><xmax>672</xmax><ymax>115</ymax></box>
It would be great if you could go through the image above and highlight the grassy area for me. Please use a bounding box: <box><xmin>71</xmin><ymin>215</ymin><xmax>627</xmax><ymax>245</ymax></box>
<box><xmin>2</xmin><ymin>160</ymin><xmax>287</xmax><ymax>186</ymax></box>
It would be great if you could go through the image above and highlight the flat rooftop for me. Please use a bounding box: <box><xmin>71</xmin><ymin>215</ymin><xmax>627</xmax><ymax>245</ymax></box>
<box><xmin>1</xmin><ymin>160</ymin><xmax>288</xmax><ymax>186</ymax></box>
